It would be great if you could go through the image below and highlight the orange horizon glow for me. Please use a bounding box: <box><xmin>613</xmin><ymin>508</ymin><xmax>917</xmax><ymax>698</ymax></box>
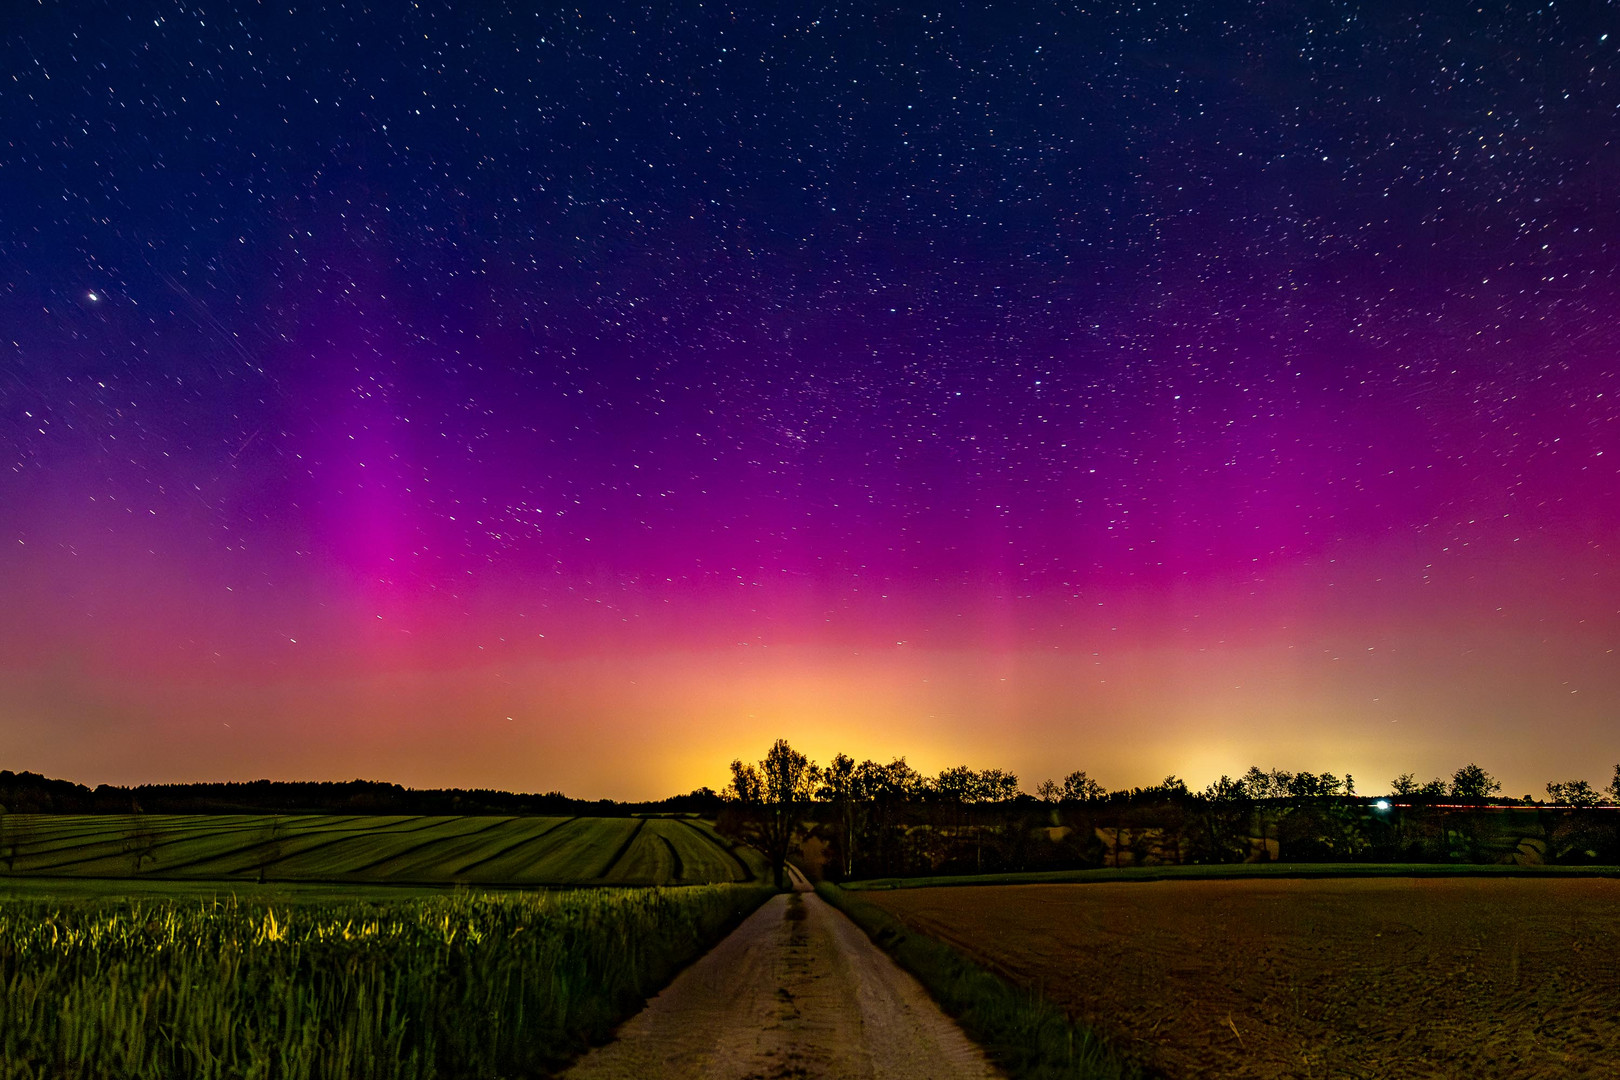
<box><xmin>5</xmin><ymin>547</ymin><xmax>1616</xmax><ymax>803</ymax></box>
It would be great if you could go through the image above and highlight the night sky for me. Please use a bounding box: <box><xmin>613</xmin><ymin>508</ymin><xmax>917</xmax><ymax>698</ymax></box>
<box><xmin>4</xmin><ymin>1</ymin><xmax>1619</xmax><ymax>799</ymax></box>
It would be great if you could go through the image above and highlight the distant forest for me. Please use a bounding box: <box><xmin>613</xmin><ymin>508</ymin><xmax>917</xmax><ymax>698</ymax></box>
<box><xmin>6</xmin><ymin>754</ymin><xmax>1620</xmax><ymax>877</ymax></box>
<box><xmin>4</xmin><ymin>754</ymin><xmax>1619</xmax><ymax>818</ymax></box>
<box><xmin>0</xmin><ymin>770</ymin><xmax>725</xmax><ymax>817</ymax></box>
<box><xmin>718</xmin><ymin>745</ymin><xmax>1620</xmax><ymax>879</ymax></box>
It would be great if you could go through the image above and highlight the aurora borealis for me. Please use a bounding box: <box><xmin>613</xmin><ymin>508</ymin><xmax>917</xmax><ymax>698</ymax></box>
<box><xmin>4</xmin><ymin>2</ymin><xmax>1619</xmax><ymax>799</ymax></box>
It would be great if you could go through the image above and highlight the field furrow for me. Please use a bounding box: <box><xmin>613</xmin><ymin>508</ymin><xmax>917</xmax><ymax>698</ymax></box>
<box><xmin>0</xmin><ymin>813</ymin><xmax>762</xmax><ymax>886</ymax></box>
<box><xmin>595</xmin><ymin>818</ymin><xmax>649</xmax><ymax>880</ymax></box>
<box><xmin>315</xmin><ymin>817</ymin><xmax>518</xmax><ymax>878</ymax></box>
<box><xmin>599</xmin><ymin>819</ymin><xmax>669</xmax><ymax>884</ymax></box>
<box><xmin>450</xmin><ymin>816</ymin><xmax>577</xmax><ymax>876</ymax></box>
<box><xmin>453</xmin><ymin>817</ymin><xmax>601</xmax><ymax>882</ymax></box>
<box><xmin>673</xmin><ymin>815</ymin><xmax>763</xmax><ymax>881</ymax></box>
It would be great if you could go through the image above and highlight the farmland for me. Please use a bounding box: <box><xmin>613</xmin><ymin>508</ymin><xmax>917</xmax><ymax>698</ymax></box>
<box><xmin>0</xmin><ymin>884</ymin><xmax>771</xmax><ymax>1079</ymax></box>
<box><xmin>0</xmin><ymin>813</ymin><xmax>765</xmax><ymax>887</ymax></box>
<box><xmin>863</xmin><ymin>877</ymin><xmax>1620</xmax><ymax>1079</ymax></box>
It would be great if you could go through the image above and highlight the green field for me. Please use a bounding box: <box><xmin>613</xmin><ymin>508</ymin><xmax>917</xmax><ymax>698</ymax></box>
<box><xmin>0</xmin><ymin>813</ymin><xmax>766</xmax><ymax>887</ymax></box>
<box><xmin>0</xmin><ymin>884</ymin><xmax>772</xmax><ymax>1079</ymax></box>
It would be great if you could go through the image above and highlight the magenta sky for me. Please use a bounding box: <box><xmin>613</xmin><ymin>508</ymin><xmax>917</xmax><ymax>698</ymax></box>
<box><xmin>4</xmin><ymin>3</ymin><xmax>1619</xmax><ymax>799</ymax></box>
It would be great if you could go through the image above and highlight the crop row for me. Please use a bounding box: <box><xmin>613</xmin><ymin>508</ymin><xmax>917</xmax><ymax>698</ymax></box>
<box><xmin>0</xmin><ymin>884</ymin><xmax>773</xmax><ymax>1079</ymax></box>
<box><xmin>0</xmin><ymin>813</ymin><xmax>765</xmax><ymax>886</ymax></box>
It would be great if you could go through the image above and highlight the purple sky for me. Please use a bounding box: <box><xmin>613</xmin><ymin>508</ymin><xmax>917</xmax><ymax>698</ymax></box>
<box><xmin>4</xmin><ymin>1</ymin><xmax>1619</xmax><ymax>798</ymax></box>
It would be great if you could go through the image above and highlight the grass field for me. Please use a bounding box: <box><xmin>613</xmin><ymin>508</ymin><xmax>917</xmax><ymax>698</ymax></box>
<box><xmin>0</xmin><ymin>813</ymin><xmax>766</xmax><ymax>887</ymax></box>
<box><xmin>0</xmin><ymin>883</ymin><xmax>772</xmax><ymax>1079</ymax></box>
<box><xmin>862</xmin><ymin>877</ymin><xmax>1620</xmax><ymax>1079</ymax></box>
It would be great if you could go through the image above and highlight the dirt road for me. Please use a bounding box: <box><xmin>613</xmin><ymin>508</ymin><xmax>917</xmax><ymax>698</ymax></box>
<box><xmin>563</xmin><ymin>871</ymin><xmax>1003</xmax><ymax>1080</ymax></box>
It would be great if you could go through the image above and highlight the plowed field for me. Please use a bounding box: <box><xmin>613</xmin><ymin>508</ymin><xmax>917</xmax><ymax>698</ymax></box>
<box><xmin>862</xmin><ymin>877</ymin><xmax>1620</xmax><ymax>1079</ymax></box>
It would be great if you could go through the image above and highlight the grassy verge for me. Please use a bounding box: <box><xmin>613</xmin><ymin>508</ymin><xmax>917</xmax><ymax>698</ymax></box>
<box><xmin>844</xmin><ymin>861</ymin><xmax>1620</xmax><ymax>891</ymax></box>
<box><xmin>816</xmin><ymin>881</ymin><xmax>1147</xmax><ymax>1080</ymax></box>
<box><xmin>0</xmin><ymin>882</ymin><xmax>773</xmax><ymax>1079</ymax></box>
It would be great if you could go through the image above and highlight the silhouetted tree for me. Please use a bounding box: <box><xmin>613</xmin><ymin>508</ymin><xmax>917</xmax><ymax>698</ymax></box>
<box><xmin>1061</xmin><ymin>770</ymin><xmax>1106</xmax><ymax>801</ymax></box>
<box><xmin>1241</xmin><ymin>767</ymin><xmax>1290</xmax><ymax>799</ymax></box>
<box><xmin>853</xmin><ymin>757</ymin><xmax>928</xmax><ymax>875</ymax></box>
<box><xmin>931</xmin><ymin>766</ymin><xmax>1021</xmax><ymax>871</ymax></box>
<box><xmin>1192</xmin><ymin>775</ymin><xmax>1252</xmax><ymax>863</ymax></box>
<box><xmin>978</xmin><ymin>768</ymin><xmax>1021</xmax><ymax>802</ymax></box>
<box><xmin>818</xmin><ymin>752</ymin><xmax>859</xmax><ymax>878</ymax></box>
<box><xmin>1152</xmin><ymin>779</ymin><xmax>1192</xmax><ymax>864</ymax></box>
<box><xmin>1607</xmin><ymin>764</ymin><xmax>1620</xmax><ymax>804</ymax></box>
<box><xmin>1546</xmin><ymin>779</ymin><xmax>1601</xmax><ymax>807</ymax></box>
<box><xmin>728</xmin><ymin>739</ymin><xmax>821</xmax><ymax>889</ymax></box>
<box><xmin>1450</xmin><ymin>763</ymin><xmax>1501</xmax><ymax>801</ymax></box>
<box><xmin>1241</xmin><ymin>766</ymin><xmax>1292</xmax><ymax>859</ymax></box>
<box><xmin>934</xmin><ymin>765</ymin><xmax>982</xmax><ymax>803</ymax></box>
<box><xmin>1286</xmin><ymin>771</ymin><xmax>1349</xmax><ymax>798</ymax></box>
<box><xmin>1157</xmin><ymin>774</ymin><xmax>1189</xmax><ymax>797</ymax></box>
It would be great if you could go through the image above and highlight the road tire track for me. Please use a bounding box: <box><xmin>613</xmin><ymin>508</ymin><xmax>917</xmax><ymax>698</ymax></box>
<box><xmin>564</xmin><ymin>871</ymin><xmax>1004</xmax><ymax>1080</ymax></box>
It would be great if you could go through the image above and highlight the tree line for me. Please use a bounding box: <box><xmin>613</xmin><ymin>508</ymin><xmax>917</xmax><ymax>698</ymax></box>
<box><xmin>721</xmin><ymin>740</ymin><xmax>1620</xmax><ymax>884</ymax></box>
<box><xmin>0</xmin><ymin>771</ymin><xmax>727</xmax><ymax>818</ymax></box>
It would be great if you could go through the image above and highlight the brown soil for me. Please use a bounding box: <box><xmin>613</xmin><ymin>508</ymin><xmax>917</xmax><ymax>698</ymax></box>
<box><xmin>863</xmin><ymin>877</ymin><xmax>1620</xmax><ymax>1079</ymax></box>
